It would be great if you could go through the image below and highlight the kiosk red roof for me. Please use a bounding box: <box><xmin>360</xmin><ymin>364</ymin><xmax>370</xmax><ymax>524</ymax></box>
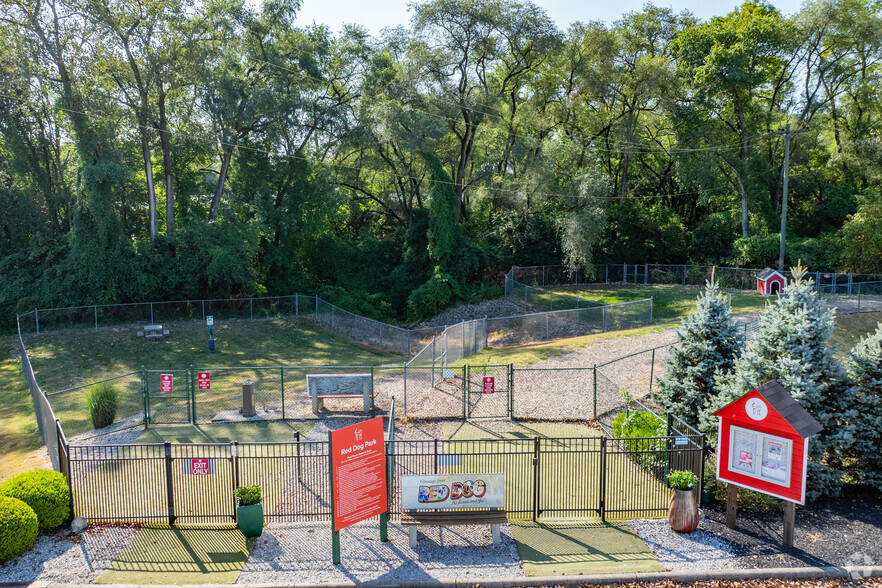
<box><xmin>713</xmin><ymin>380</ymin><xmax>822</xmax><ymax>439</ymax></box>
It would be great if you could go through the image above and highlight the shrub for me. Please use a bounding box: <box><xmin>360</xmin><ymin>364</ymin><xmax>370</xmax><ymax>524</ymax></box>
<box><xmin>0</xmin><ymin>496</ymin><xmax>39</xmax><ymax>563</ymax></box>
<box><xmin>407</xmin><ymin>267</ymin><xmax>460</xmax><ymax>322</ymax></box>
<box><xmin>85</xmin><ymin>382</ymin><xmax>119</xmax><ymax>429</ymax></box>
<box><xmin>234</xmin><ymin>485</ymin><xmax>261</xmax><ymax>506</ymax></box>
<box><xmin>611</xmin><ymin>410</ymin><xmax>668</xmax><ymax>474</ymax></box>
<box><xmin>0</xmin><ymin>470</ymin><xmax>70</xmax><ymax>532</ymax></box>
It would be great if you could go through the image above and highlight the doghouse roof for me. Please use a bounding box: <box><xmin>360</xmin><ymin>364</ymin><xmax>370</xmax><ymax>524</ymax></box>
<box><xmin>757</xmin><ymin>268</ymin><xmax>785</xmax><ymax>281</ymax></box>
<box><xmin>713</xmin><ymin>380</ymin><xmax>823</xmax><ymax>438</ymax></box>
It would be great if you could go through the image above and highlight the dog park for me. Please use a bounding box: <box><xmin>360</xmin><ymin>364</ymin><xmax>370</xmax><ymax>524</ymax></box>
<box><xmin>0</xmin><ymin>264</ymin><xmax>880</xmax><ymax>585</ymax></box>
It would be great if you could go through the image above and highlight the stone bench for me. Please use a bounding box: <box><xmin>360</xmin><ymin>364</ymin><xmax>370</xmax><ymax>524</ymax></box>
<box><xmin>306</xmin><ymin>374</ymin><xmax>373</xmax><ymax>414</ymax></box>
<box><xmin>401</xmin><ymin>509</ymin><xmax>507</xmax><ymax>548</ymax></box>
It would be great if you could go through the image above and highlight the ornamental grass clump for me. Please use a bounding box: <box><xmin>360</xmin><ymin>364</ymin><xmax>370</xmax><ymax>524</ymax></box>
<box><xmin>0</xmin><ymin>469</ymin><xmax>71</xmax><ymax>532</ymax></box>
<box><xmin>84</xmin><ymin>382</ymin><xmax>119</xmax><ymax>429</ymax></box>
<box><xmin>0</xmin><ymin>496</ymin><xmax>39</xmax><ymax>562</ymax></box>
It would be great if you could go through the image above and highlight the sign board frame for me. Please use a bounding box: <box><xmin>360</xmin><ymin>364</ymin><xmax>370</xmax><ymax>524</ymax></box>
<box><xmin>401</xmin><ymin>473</ymin><xmax>504</xmax><ymax>511</ymax></box>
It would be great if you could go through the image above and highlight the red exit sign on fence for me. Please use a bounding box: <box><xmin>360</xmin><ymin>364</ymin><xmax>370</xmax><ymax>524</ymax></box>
<box><xmin>483</xmin><ymin>377</ymin><xmax>495</xmax><ymax>394</ymax></box>
<box><xmin>160</xmin><ymin>374</ymin><xmax>173</xmax><ymax>393</ymax></box>
<box><xmin>197</xmin><ymin>372</ymin><xmax>210</xmax><ymax>390</ymax></box>
<box><xmin>182</xmin><ymin>458</ymin><xmax>214</xmax><ymax>475</ymax></box>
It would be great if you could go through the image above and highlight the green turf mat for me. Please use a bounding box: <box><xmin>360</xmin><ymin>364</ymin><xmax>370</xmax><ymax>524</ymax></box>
<box><xmin>135</xmin><ymin>420</ymin><xmax>314</xmax><ymax>444</ymax></box>
<box><xmin>442</xmin><ymin>421</ymin><xmax>602</xmax><ymax>440</ymax></box>
<box><xmin>510</xmin><ymin>520</ymin><xmax>663</xmax><ymax>576</ymax></box>
<box><xmin>96</xmin><ymin>526</ymin><xmax>251</xmax><ymax>584</ymax></box>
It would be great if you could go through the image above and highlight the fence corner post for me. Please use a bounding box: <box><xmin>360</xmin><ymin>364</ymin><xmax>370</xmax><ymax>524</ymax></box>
<box><xmin>599</xmin><ymin>436</ymin><xmax>607</xmax><ymax>522</ymax></box>
<box><xmin>649</xmin><ymin>297</ymin><xmax>653</xmax><ymax>324</ymax></box>
<box><xmin>142</xmin><ymin>365</ymin><xmax>149</xmax><ymax>428</ymax></box>
<box><xmin>189</xmin><ymin>365</ymin><xmax>196</xmax><ymax>425</ymax></box>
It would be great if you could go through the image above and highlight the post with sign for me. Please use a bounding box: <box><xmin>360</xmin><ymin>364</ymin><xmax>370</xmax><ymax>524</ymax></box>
<box><xmin>328</xmin><ymin>417</ymin><xmax>388</xmax><ymax>564</ymax></box>
<box><xmin>207</xmin><ymin>315</ymin><xmax>215</xmax><ymax>353</ymax></box>
<box><xmin>714</xmin><ymin>380</ymin><xmax>822</xmax><ymax>547</ymax></box>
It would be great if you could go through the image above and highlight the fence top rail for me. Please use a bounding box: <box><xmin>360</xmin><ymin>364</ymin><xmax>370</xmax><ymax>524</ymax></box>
<box><xmin>594</xmin><ymin>342</ymin><xmax>676</xmax><ymax>368</ymax></box>
<box><xmin>488</xmin><ymin>298</ymin><xmax>653</xmax><ymax>323</ymax></box>
<box><xmin>47</xmin><ymin>371</ymin><xmax>142</xmax><ymax>396</ymax></box>
<box><xmin>30</xmin><ymin>294</ymin><xmax>308</xmax><ymax>314</ymax></box>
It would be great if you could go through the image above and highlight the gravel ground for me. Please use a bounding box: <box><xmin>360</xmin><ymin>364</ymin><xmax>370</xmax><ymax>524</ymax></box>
<box><xmin>699</xmin><ymin>487</ymin><xmax>882</xmax><ymax>570</ymax></box>
<box><xmin>0</xmin><ymin>524</ymin><xmax>137</xmax><ymax>583</ymax></box>
<box><xmin>630</xmin><ymin>519</ymin><xmax>744</xmax><ymax>571</ymax></box>
<box><xmin>417</xmin><ymin>299</ymin><xmax>527</xmax><ymax>328</ymax></box>
<box><xmin>237</xmin><ymin>520</ymin><xmax>523</xmax><ymax>584</ymax></box>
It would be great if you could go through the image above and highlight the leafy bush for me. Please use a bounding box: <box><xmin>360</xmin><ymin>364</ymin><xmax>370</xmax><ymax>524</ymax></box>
<box><xmin>234</xmin><ymin>485</ymin><xmax>261</xmax><ymax>506</ymax></box>
<box><xmin>407</xmin><ymin>267</ymin><xmax>461</xmax><ymax>322</ymax></box>
<box><xmin>0</xmin><ymin>496</ymin><xmax>39</xmax><ymax>562</ymax></box>
<box><xmin>84</xmin><ymin>382</ymin><xmax>119</xmax><ymax>429</ymax></box>
<box><xmin>0</xmin><ymin>470</ymin><xmax>70</xmax><ymax>532</ymax></box>
<box><xmin>668</xmin><ymin>470</ymin><xmax>698</xmax><ymax>490</ymax></box>
<box><xmin>611</xmin><ymin>410</ymin><xmax>668</xmax><ymax>474</ymax></box>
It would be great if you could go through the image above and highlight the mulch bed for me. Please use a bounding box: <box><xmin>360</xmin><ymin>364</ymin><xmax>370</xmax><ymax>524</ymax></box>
<box><xmin>700</xmin><ymin>486</ymin><xmax>882</xmax><ymax>569</ymax></box>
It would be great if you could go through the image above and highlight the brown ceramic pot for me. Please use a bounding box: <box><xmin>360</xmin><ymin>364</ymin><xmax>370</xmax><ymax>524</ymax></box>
<box><xmin>668</xmin><ymin>488</ymin><xmax>699</xmax><ymax>533</ymax></box>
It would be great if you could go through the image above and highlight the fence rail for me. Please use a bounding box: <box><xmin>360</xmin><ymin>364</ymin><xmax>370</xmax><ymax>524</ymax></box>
<box><xmin>509</xmin><ymin>264</ymin><xmax>882</xmax><ymax>294</ymax></box>
<box><xmin>65</xmin><ymin>431</ymin><xmax>704</xmax><ymax>524</ymax></box>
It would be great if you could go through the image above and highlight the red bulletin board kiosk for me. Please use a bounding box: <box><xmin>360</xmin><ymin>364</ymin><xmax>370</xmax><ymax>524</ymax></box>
<box><xmin>714</xmin><ymin>380</ymin><xmax>822</xmax><ymax>546</ymax></box>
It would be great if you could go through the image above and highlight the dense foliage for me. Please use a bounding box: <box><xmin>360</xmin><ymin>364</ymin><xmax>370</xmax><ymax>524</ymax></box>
<box><xmin>655</xmin><ymin>279</ymin><xmax>743</xmax><ymax>426</ymax></box>
<box><xmin>843</xmin><ymin>325</ymin><xmax>882</xmax><ymax>491</ymax></box>
<box><xmin>0</xmin><ymin>496</ymin><xmax>39</xmax><ymax>563</ymax></box>
<box><xmin>0</xmin><ymin>470</ymin><xmax>71</xmax><ymax>532</ymax></box>
<box><xmin>1</xmin><ymin>0</ymin><xmax>881</xmax><ymax>326</ymax></box>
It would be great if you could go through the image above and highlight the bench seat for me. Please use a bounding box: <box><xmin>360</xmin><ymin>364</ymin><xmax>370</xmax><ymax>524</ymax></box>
<box><xmin>401</xmin><ymin>510</ymin><xmax>507</xmax><ymax>547</ymax></box>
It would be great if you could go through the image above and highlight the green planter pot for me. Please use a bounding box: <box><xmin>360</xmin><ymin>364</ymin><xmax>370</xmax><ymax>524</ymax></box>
<box><xmin>236</xmin><ymin>501</ymin><xmax>264</xmax><ymax>538</ymax></box>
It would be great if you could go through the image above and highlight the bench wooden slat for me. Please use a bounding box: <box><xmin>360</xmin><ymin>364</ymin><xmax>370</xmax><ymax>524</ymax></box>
<box><xmin>401</xmin><ymin>511</ymin><xmax>507</xmax><ymax>526</ymax></box>
<box><xmin>316</xmin><ymin>394</ymin><xmax>365</xmax><ymax>399</ymax></box>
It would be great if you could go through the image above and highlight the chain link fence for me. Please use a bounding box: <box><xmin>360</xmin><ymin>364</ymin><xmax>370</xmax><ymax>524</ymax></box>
<box><xmin>16</xmin><ymin>316</ymin><xmax>61</xmax><ymax>470</ymax></box>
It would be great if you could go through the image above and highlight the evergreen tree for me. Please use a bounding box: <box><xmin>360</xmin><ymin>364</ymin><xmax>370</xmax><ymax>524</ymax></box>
<box><xmin>843</xmin><ymin>324</ymin><xmax>882</xmax><ymax>491</ymax></box>
<box><xmin>655</xmin><ymin>278</ymin><xmax>742</xmax><ymax>427</ymax></box>
<box><xmin>706</xmin><ymin>263</ymin><xmax>850</xmax><ymax>498</ymax></box>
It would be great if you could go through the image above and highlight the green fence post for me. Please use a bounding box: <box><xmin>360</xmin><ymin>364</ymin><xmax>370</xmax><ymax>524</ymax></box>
<box><xmin>281</xmin><ymin>367</ymin><xmax>286</xmax><ymax>421</ymax></box>
<box><xmin>189</xmin><ymin>365</ymin><xmax>196</xmax><ymax>424</ymax></box>
<box><xmin>509</xmin><ymin>363</ymin><xmax>514</xmax><ymax>421</ymax></box>
<box><xmin>380</xmin><ymin>441</ymin><xmax>390</xmax><ymax>542</ymax></box>
<box><xmin>599</xmin><ymin>436</ymin><xmax>607</xmax><ymax>522</ymax></box>
<box><xmin>649</xmin><ymin>349</ymin><xmax>656</xmax><ymax>394</ymax></box>
<box><xmin>142</xmin><ymin>365</ymin><xmax>149</xmax><ymax>428</ymax></box>
<box><xmin>463</xmin><ymin>365</ymin><xmax>468</xmax><ymax>420</ymax></box>
<box><xmin>592</xmin><ymin>365</ymin><xmax>597</xmax><ymax>420</ymax></box>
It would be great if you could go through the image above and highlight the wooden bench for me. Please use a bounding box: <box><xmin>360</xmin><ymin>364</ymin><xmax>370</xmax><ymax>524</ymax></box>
<box><xmin>401</xmin><ymin>509</ymin><xmax>507</xmax><ymax>548</ymax></box>
<box><xmin>307</xmin><ymin>374</ymin><xmax>373</xmax><ymax>414</ymax></box>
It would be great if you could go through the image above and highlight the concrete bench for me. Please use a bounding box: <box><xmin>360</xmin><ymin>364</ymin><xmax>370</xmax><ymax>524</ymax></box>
<box><xmin>138</xmin><ymin>325</ymin><xmax>169</xmax><ymax>340</ymax></box>
<box><xmin>401</xmin><ymin>509</ymin><xmax>507</xmax><ymax>548</ymax></box>
<box><xmin>306</xmin><ymin>374</ymin><xmax>372</xmax><ymax>414</ymax></box>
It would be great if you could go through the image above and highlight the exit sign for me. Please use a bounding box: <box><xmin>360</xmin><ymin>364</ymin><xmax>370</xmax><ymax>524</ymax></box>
<box><xmin>183</xmin><ymin>458</ymin><xmax>215</xmax><ymax>475</ymax></box>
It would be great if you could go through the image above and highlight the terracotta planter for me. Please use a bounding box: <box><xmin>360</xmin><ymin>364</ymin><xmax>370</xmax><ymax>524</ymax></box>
<box><xmin>668</xmin><ymin>488</ymin><xmax>699</xmax><ymax>533</ymax></box>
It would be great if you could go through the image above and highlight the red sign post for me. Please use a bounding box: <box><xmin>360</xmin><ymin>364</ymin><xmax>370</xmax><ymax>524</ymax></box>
<box><xmin>197</xmin><ymin>372</ymin><xmax>211</xmax><ymax>390</ymax></box>
<box><xmin>328</xmin><ymin>417</ymin><xmax>388</xmax><ymax>563</ymax></box>
<box><xmin>160</xmin><ymin>374</ymin><xmax>173</xmax><ymax>393</ymax></box>
<box><xmin>483</xmin><ymin>377</ymin><xmax>495</xmax><ymax>394</ymax></box>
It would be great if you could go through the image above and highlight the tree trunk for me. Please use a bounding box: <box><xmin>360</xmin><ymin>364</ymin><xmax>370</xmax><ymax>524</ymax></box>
<box><xmin>139</xmin><ymin>121</ymin><xmax>158</xmax><ymax>240</ymax></box>
<box><xmin>158</xmin><ymin>86</ymin><xmax>174</xmax><ymax>234</ymax></box>
<box><xmin>737</xmin><ymin>104</ymin><xmax>750</xmax><ymax>237</ymax></box>
<box><xmin>618</xmin><ymin>153</ymin><xmax>630</xmax><ymax>206</ymax></box>
<box><xmin>209</xmin><ymin>145</ymin><xmax>234</xmax><ymax>221</ymax></box>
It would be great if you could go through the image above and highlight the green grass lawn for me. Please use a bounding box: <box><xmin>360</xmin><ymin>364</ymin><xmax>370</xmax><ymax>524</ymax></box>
<box><xmin>549</xmin><ymin>284</ymin><xmax>769</xmax><ymax>327</ymax></box>
<box><xmin>830</xmin><ymin>311</ymin><xmax>882</xmax><ymax>355</ymax></box>
<box><xmin>0</xmin><ymin>335</ymin><xmax>45</xmax><ymax>483</ymax></box>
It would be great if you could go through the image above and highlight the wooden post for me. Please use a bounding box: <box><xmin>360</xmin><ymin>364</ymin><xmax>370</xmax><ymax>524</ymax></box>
<box><xmin>726</xmin><ymin>483</ymin><xmax>738</xmax><ymax>529</ymax></box>
<box><xmin>783</xmin><ymin>501</ymin><xmax>795</xmax><ymax>547</ymax></box>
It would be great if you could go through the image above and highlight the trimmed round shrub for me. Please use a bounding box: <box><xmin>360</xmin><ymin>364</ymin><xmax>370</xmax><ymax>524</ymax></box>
<box><xmin>0</xmin><ymin>469</ymin><xmax>70</xmax><ymax>531</ymax></box>
<box><xmin>85</xmin><ymin>382</ymin><xmax>119</xmax><ymax>429</ymax></box>
<box><xmin>0</xmin><ymin>496</ymin><xmax>39</xmax><ymax>562</ymax></box>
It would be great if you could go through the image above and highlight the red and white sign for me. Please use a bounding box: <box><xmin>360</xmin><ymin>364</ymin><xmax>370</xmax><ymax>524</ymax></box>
<box><xmin>330</xmin><ymin>417</ymin><xmax>387</xmax><ymax>531</ymax></box>
<box><xmin>160</xmin><ymin>374</ymin><xmax>173</xmax><ymax>393</ymax></box>
<box><xmin>197</xmin><ymin>372</ymin><xmax>211</xmax><ymax>390</ymax></box>
<box><xmin>182</xmin><ymin>458</ymin><xmax>215</xmax><ymax>475</ymax></box>
<box><xmin>482</xmin><ymin>377</ymin><xmax>495</xmax><ymax>395</ymax></box>
<box><xmin>715</xmin><ymin>387</ymin><xmax>815</xmax><ymax>504</ymax></box>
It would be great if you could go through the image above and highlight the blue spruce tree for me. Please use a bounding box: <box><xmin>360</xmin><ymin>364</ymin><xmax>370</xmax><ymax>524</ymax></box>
<box><xmin>707</xmin><ymin>263</ymin><xmax>850</xmax><ymax>498</ymax></box>
<box><xmin>655</xmin><ymin>278</ymin><xmax>742</xmax><ymax>427</ymax></box>
<box><xmin>843</xmin><ymin>324</ymin><xmax>882</xmax><ymax>492</ymax></box>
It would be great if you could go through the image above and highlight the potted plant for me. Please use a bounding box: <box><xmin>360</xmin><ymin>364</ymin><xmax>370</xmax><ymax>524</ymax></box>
<box><xmin>667</xmin><ymin>470</ymin><xmax>699</xmax><ymax>533</ymax></box>
<box><xmin>234</xmin><ymin>485</ymin><xmax>263</xmax><ymax>538</ymax></box>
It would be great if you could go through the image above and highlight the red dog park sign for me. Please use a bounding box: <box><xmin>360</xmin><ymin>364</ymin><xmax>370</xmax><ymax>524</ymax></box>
<box><xmin>714</xmin><ymin>380</ymin><xmax>822</xmax><ymax>504</ymax></box>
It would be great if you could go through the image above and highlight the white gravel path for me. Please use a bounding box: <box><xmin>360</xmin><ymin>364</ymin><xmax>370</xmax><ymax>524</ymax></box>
<box><xmin>237</xmin><ymin>520</ymin><xmax>523</xmax><ymax>584</ymax></box>
<box><xmin>0</xmin><ymin>525</ymin><xmax>137</xmax><ymax>583</ymax></box>
<box><xmin>629</xmin><ymin>518</ymin><xmax>743</xmax><ymax>571</ymax></box>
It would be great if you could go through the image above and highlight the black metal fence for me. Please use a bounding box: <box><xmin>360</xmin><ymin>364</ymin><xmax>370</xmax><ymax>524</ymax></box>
<box><xmin>63</xmin><ymin>430</ymin><xmax>704</xmax><ymax>524</ymax></box>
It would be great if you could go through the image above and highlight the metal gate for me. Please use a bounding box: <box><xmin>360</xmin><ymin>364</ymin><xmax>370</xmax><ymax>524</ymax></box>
<box><xmin>145</xmin><ymin>369</ymin><xmax>192</xmax><ymax>425</ymax></box>
<box><xmin>464</xmin><ymin>365</ymin><xmax>512</xmax><ymax>419</ymax></box>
